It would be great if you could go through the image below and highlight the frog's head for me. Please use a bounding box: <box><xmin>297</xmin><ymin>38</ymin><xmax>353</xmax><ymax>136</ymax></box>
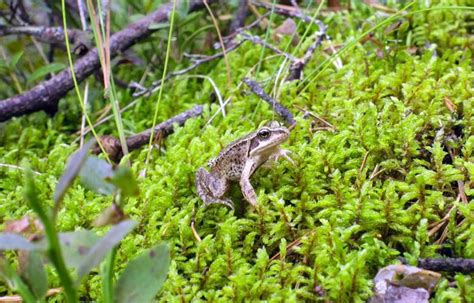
<box><xmin>249</xmin><ymin>121</ymin><xmax>290</xmax><ymax>157</ymax></box>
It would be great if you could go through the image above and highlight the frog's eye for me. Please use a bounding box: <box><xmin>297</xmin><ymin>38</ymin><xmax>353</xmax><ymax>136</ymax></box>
<box><xmin>258</xmin><ymin>129</ymin><xmax>270</xmax><ymax>139</ymax></box>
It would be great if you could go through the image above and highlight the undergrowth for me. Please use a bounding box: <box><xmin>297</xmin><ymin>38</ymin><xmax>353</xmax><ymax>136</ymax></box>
<box><xmin>0</xmin><ymin>0</ymin><xmax>473</xmax><ymax>302</ymax></box>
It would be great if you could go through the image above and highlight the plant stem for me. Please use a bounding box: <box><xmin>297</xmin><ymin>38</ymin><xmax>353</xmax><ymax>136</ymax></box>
<box><xmin>0</xmin><ymin>257</ymin><xmax>37</xmax><ymax>302</ymax></box>
<box><xmin>44</xmin><ymin>225</ymin><xmax>77</xmax><ymax>302</ymax></box>
<box><xmin>24</xmin><ymin>170</ymin><xmax>77</xmax><ymax>302</ymax></box>
<box><xmin>102</xmin><ymin>247</ymin><xmax>117</xmax><ymax>303</ymax></box>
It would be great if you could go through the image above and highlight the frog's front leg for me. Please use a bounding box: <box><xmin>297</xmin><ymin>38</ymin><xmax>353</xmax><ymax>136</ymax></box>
<box><xmin>262</xmin><ymin>148</ymin><xmax>294</xmax><ymax>168</ymax></box>
<box><xmin>195</xmin><ymin>167</ymin><xmax>233</xmax><ymax>208</ymax></box>
<box><xmin>271</xmin><ymin>148</ymin><xmax>294</xmax><ymax>165</ymax></box>
<box><xmin>240</xmin><ymin>161</ymin><xmax>258</xmax><ymax>206</ymax></box>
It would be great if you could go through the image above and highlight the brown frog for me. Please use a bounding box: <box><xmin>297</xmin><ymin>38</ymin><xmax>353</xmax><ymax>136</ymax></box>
<box><xmin>195</xmin><ymin>122</ymin><xmax>293</xmax><ymax>208</ymax></box>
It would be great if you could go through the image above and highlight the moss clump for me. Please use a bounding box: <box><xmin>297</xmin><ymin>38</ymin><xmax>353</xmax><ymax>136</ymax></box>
<box><xmin>1</xmin><ymin>1</ymin><xmax>473</xmax><ymax>302</ymax></box>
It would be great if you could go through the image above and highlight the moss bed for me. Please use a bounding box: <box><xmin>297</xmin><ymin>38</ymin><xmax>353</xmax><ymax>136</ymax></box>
<box><xmin>0</xmin><ymin>1</ymin><xmax>473</xmax><ymax>302</ymax></box>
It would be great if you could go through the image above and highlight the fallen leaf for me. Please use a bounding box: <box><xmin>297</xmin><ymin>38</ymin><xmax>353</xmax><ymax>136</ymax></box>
<box><xmin>273</xmin><ymin>18</ymin><xmax>299</xmax><ymax>45</ymax></box>
<box><xmin>443</xmin><ymin>97</ymin><xmax>457</xmax><ymax>113</ymax></box>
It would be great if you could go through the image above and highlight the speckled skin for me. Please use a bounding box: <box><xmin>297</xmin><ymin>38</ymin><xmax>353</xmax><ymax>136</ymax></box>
<box><xmin>196</xmin><ymin>122</ymin><xmax>292</xmax><ymax>208</ymax></box>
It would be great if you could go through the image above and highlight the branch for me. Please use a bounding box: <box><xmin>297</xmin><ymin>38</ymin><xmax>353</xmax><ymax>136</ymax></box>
<box><xmin>404</xmin><ymin>258</ymin><xmax>474</xmax><ymax>274</ymax></box>
<box><xmin>251</xmin><ymin>1</ymin><xmax>331</xmax><ymax>81</ymax></box>
<box><xmin>240</xmin><ymin>32</ymin><xmax>297</xmax><ymax>62</ymax></box>
<box><xmin>287</xmin><ymin>22</ymin><xmax>327</xmax><ymax>81</ymax></box>
<box><xmin>92</xmin><ymin>105</ymin><xmax>204</xmax><ymax>161</ymax></box>
<box><xmin>229</xmin><ymin>0</ymin><xmax>249</xmax><ymax>34</ymax></box>
<box><xmin>221</xmin><ymin>12</ymin><xmax>269</xmax><ymax>46</ymax></box>
<box><xmin>251</xmin><ymin>0</ymin><xmax>313</xmax><ymax>23</ymax></box>
<box><xmin>243</xmin><ymin>77</ymin><xmax>295</xmax><ymax>126</ymax></box>
<box><xmin>0</xmin><ymin>0</ymin><xmax>210</xmax><ymax>122</ymax></box>
<box><xmin>0</xmin><ymin>25</ymin><xmax>90</xmax><ymax>52</ymax></box>
<box><xmin>131</xmin><ymin>40</ymin><xmax>245</xmax><ymax>98</ymax></box>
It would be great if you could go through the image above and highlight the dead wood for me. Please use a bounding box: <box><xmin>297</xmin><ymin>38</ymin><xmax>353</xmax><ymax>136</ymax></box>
<box><xmin>131</xmin><ymin>40</ymin><xmax>245</xmax><ymax>98</ymax></box>
<box><xmin>287</xmin><ymin>22</ymin><xmax>327</xmax><ymax>81</ymax></box>
<box><xmin>0</xmin><ymin>0</ymin><xmax>210</xmax><ymax>122</ymax></box>
<box><xmin>229</xmin><ymin>0</ymin><xmax>249</xmax><ymax>34</ymax></box>
<box><xmin>243</xmin><ymin>77</ymin><xmax>295</xmax><ymax>126</ymax></box>
<box><xmin>401</xmin><ymin>258</ymin><xmax>474</xmax><ymax>273</ymax></box>
<box><xmin>0</xmin><ymin>25</ymin><xmax>89</xmax><ymax>52</ymax></box>
<box><xmin>92</xmin><ymin>105</ymin><xmax>203</xmax><ymax>162</ymax></box>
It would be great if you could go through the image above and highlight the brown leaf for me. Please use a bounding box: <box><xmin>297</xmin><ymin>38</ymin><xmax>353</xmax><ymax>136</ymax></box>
<box><xmin>363</xmin><ymin>0</ymin><xmax>398</xmax><ymax>13</ymax></box>
<box><xmin>93</xmin><ymin>203</ymin><xmax>126</xmax><ymax>227</ymax></box>
<box><xmin>0</xmin><ymin>288</ymin><xmax>61</xmax><ymax>302</ymax></box>
<box><xmin>4</xmin><ymin>217</ymin><xmax>30</xmax><ymax>234</ymax></box>
<box><xmin>4</xmin><ymin>216</ymin><xmax>44</xmax><ymax>240</ymax></box>
<box><xmin>443</xmin><ymin>96</ymin><xmax>457</xmax><ymax>113</ymax></box>
<box><xmin>273</xmin><ymin>18</ymin><xmax>299</xmax><ymax>45</ymax></box>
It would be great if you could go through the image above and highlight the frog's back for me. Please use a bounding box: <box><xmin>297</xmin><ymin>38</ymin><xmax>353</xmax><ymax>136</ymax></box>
<box><xmin>209</xmin><ymin>138</ymin><xmax>249</xmax><ymax>180</ymax></box>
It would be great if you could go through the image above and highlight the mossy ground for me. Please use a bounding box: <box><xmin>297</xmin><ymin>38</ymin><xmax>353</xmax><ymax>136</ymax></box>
<box><xmin>1</xmin><ymin>1</ymin><xmax>473</xmax><ymax>302</ymax></box>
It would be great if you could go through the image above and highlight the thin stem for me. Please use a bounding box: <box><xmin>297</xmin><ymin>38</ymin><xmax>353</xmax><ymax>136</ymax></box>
<box><xmin>102</xmin><ymin>247</ymin><xmax>117</xmax><ymax>303</ymax></box>
<box><xmin>255</xmin><ymin>0</ymin><xmax>277</xmax><ymax>78</ymax></box>
<box><xmin>203</xmin><ymin>0</ymin><xmax>231</xmax><ymax>86</ymax></box>
<box><xmin>61</xmin><ymin>0</ymin><xmax>110</xmax><ymax>163</ymax></box>
<box><xmin>145</xmin><ymin>0</ymin><xmax>177</xmax><ymax>169</ymax></box>
<box><xmin>24</xmin><ymin>169</ymin><xmax>77</xmax><ymax>302</ymax></box>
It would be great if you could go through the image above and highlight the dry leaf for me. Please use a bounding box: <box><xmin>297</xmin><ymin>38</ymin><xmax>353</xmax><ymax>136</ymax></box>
<box><xmin>443</xmin><ymin>97</ymin><xmax>457</xmax><ymax>113</ymax></box>
<box><xmin>273</xmin><ymin>18</ymin><xmax>299</xmax><ymax>45</ymax></box>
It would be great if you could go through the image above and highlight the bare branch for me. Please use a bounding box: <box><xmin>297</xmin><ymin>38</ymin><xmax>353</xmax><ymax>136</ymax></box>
<box><xmin>243</xmin><ymin>77</ymin><xmax>295</xmax><ymax>126</ymax></box>
<box><xmin>0</xmin><ymin>0</ymin><xmax>211</xmax><ymax>122</ymax></box>
<box><xmin>0</xmin><ymin>25</ymin><xmax>89</xmax><ymax>51</ymax></box>
<box><xmin>240</xmin><ymin>32</ymin><xmax>297</xmax><ymax>62</ymax></box>
<box><xmin>92</xmin><ymin>105</ymin><xmax>204</xmax><ymax>161</ymax></box>
<box><xmin>287</xmin><ymin>22</ymin><xmax>327</xmax><ymax>81</ymax></box>
<box><xmin>131</xmin><ymin>40</ymin><xmax>245</xmax><ymax>98</ymax></box>
<box><xmin>401</xmin><ymin>258</ymin><xmax>474</xmax><ymax>274</ymax></box>
<box><xmin>229</xmin><ymin>0</ymin><xmax>249</xmax><ymax>34</ymax></box>
<box><xmin>251</xmin><ymin>0</ymin><xmax>312</xmax><ymax>23</ymax></box>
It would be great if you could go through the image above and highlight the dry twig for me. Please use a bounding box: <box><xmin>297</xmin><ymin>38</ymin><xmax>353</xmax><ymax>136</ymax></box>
<box><xmin>402</xmin><ymin>258</ymin><xmax>474</xmax><ymax>274</ymax></box>
<box><xmin>0</xmin><ymin>25</ymin><xmax>90</xmax><ymax>52</ymax></box>
<box><xmin>287</xmin><ymin>22</ymin><xmax>327</xmax><ymax>80</ymax></box>
<box><xmin>92</xmin><ymin>105</ymin><xmax>203</xmax><ymax>161</ymax></box>
<box><xmin>0</xmin><ymin>1</ymin><xmax>211</xmax><ymax>122</ymax></box>
<box><xmin>243</xmin><ymin>77</ymin><xmax>295</xmax><ymax>126</ymax></box>
<box><xmin>131</xmin><ymin>41</ymin><xmax>245</xmax><ymax>98</ymax></box>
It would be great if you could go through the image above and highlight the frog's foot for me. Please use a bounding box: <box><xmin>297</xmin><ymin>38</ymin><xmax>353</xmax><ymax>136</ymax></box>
<box><xmin>203</xmin><ymin>198</ymin><xmax>235</xmax><ymax>210</ymax></box>
<box><xmin>264</xmin><ymin>149</ymin><xmax>295</xmax><ymax>167</ymax></box>
<box><xmin>196</xmin><ymin>167</ymin><xmax>233</xmax><ymax>209</ymax></box>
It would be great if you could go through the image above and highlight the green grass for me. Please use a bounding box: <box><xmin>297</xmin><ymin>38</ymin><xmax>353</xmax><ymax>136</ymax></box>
<box><xmin>1</xmin><ymin>0</ymin><xmax>473</xmax><ymax>301</ymax></box>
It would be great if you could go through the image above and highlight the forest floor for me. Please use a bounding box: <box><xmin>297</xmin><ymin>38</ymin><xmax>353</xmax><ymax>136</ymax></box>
<box><xmin>0</xmin><ymin>1</ymin><xmax>473</xmax><ymax>302</ymax></box>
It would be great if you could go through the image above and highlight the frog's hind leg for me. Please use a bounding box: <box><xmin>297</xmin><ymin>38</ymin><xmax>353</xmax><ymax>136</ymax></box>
<box><xmin>195</xmin><ymin>168</ymin><xmax>233</xmax><ymax>209</ymax></box>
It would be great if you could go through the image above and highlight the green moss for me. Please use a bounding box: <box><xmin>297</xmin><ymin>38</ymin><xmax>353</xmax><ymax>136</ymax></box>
<box><xmin>1</xmin><ymin>1</ymin><xmax>473</xmax><ymax>302</ymax></box>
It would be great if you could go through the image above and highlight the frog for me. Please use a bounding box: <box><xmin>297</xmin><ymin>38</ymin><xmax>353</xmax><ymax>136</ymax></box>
<box><xmin>195</xmin><ymin>121</ymin><xmax>293</xmax><ymax>209</ymax></box>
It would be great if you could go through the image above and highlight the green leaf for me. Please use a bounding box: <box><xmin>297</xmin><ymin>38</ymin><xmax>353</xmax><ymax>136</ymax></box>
<box><xmin>18</xmin><ymin>251</ymin><xmax>48</xmax><ymax>299</ymax></box>
<box><xmin>11</xmin><ymin>51</ymin><xmax>23</xmax><ymax>68</ymax></box>
<box><xmin>79</xmin><ymin>155</ymin><xmax>139</xmax><ymax>197</ymax></box>
<box><xmin>148</xmin><ymin>22</ymin><xmax>170</xmax><ymax>30</ymax></box>
<box><xmin>0</xmin><ymin>256</ymin><xmax>36</xmax><ymax>302</ymax></box>
<box><xmin>58</xmin><ymin>230</ymin><xmax>100</xmax><ymax>270</ymax></box>
<box><xmin>79</xmin><ymin>156</ymin><xmax>116</xmax><ymax>195</ymax></box>
<box><xmin>114</xmin><ymin>243</ymin><xmax>170</xmax><ymax>303</ymax></box>
<box><xmin>0</xmin><ymin>233</ymin><xmax>39</xmax><ymax>251</ymax></box>
<box><xmin>24</xmin><ymin>167</ymin><xmax>47</xmax><ymax>222</ymax></box>
<box><xmin>54</xmin><ymin>139</ymin><xmax>96</xmax><ymax>205</ymax></box>
<box><xmin>76</xmin><ymin>220</ymin><xmax>137</xmax><ymax>280</ymax></box>
<box><xmin>106</xmin><ymin>166</ymin><xmax>139</xmax><ymax>197</ymax></box>
<box><xmin>28</xmin><ymin>63</ymin><xmax>66</xmax><ymax>83</ymax></box>
<box><xmin>177</xmin><ymin>1</ymin><xmax>189</xmax><ymax>18</ymax></box>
